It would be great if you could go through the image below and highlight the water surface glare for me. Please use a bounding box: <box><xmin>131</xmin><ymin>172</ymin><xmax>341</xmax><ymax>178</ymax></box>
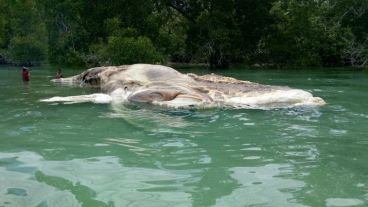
<box><xmin>1</xmin><ymin>66</ymin><xmax>368</xmax><ymax>207</ymax></box>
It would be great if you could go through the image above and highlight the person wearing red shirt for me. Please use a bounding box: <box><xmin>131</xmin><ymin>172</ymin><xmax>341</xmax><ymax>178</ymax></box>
<box><xmin>22</xmin><ymin>67</ymin><xmax>30</xmax><ymax>82</ymax></box>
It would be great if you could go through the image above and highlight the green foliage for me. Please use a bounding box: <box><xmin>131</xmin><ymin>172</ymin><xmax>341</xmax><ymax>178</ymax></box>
<box><xmin>98</xmin><ymin>36</ymin><xmax>164</xmax><ymax>65</ymax></box>
<box><xmin>332</xmin><ymin>0</ymin><xmax>368</xmax><ymax>68</ymax></box>
<box><xmin>63</xmin><ymin>50</ymin><xmax>84</xmax><ymax>66</ymax></box>
<box><xmin>258</xmin><ymin>0</ymin><xmax>356</xmax><ymax>67</ymax></box>
<box><xmin>0</xmin><ymin>0</ymin><xmax>366</xmax><ymax>68</ymax></box>
<box><xmin>8</xmin><ymin>36</ymin><xmax>46</xmax><ymax>65</ymax></box>
<box><xmin>0</xmin><ymin>13</ymin><xmax>5</xmax><ymax>47</ymax></box>
<box><xmin>0</xmin><ymin>0</ymin><xmax>47</xmax><ymax>65</ymax></box>
<box><xmin>0</xmin><ymin>1</ymin><xmax>7</xmax><ymax>63</ymax></box>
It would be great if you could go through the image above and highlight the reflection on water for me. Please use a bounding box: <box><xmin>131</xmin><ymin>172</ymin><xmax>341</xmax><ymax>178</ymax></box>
<box><xmin>214</xmin><ymin>164</ymin><xmax>306</xmax><ymax>207</ymax></box>
<box><xmin>0</xmin><ymin>152</ymin><xmax>193</xmax><ymax>207</ymax></box>
<box><xmin>106</xmin><ymin>104</ymin><xmax>193</xmax><ymax>131</ymax></box>
<box><xmin>0</xmin><ymin>151</ymin><xmax>314</xmax><ymax>207</ymax></box>
<box><xmin>0</xmin><ymin>153</ymin><xmax>80</xmax><ymax>207</ymax></box>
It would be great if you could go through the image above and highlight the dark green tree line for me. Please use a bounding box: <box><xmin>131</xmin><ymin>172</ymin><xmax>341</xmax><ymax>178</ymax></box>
<box><xmin>0</xmin><ymin>0</ymin><xmax>366</xmax><ymax>68</ymax></box>
<box><xmin>0</xmin><ymin>0</ymin><xmax>47</xmax><ymax>66</ymax></box>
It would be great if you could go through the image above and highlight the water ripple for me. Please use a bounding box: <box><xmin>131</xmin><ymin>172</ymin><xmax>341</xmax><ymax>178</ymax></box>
<box><xmin>0</xmin><ymin>151</ymin><xmax>194</xmax><ymax>207</ymax></box>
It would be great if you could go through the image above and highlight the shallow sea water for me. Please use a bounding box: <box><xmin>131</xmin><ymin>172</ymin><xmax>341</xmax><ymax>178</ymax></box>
<box><xmin>0</xmin><ymin>65</ymin><xmax>368</xmax><ymax>207</ymax></box>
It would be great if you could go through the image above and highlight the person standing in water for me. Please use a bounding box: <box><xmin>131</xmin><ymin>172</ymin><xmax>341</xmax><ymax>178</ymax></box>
<box><xmin>55</xmin><ymin>68</ymin><xmax>63</xmax><ymax>79</ymax></box>
<box><xmin>22</xmin><ymin>67</ymin><xmax>30</xmax><ymax>82</ymax></box>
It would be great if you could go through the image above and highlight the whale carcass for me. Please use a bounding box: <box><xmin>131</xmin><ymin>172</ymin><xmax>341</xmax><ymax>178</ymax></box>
<box><xmin>41</xmin><ymin>64</ymin><xmax>325</xmax><ymax>109</ymax></box>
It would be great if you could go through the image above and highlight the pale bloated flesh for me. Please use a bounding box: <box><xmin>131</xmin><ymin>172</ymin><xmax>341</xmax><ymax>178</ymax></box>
<box><xmin>42</xmin><ymin>64</ymin><xmax>325</xmax><ymax>109</ymax></box>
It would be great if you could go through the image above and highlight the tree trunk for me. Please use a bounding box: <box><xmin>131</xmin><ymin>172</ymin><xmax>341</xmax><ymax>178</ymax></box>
<box><xmin>209</xmin><ymin>49</ymin><xmax>229</xmax><ymax>69</ymax></box>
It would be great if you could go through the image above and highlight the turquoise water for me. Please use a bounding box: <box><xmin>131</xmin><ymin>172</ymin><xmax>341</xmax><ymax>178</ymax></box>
<box><xmin>0</xmin><ymin>65</ymin><xmax>368</xmax><ymax>207</ymax></box>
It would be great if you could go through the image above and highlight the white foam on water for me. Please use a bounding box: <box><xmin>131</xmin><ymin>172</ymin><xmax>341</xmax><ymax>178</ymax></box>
<box><xmin>243</xmin><ymin>156</ymin><xmax>261</xmax><ymax>160</ymax></box>
<box><xmin>326</xmin><ymin>198</ymin><xmax>365</xmax><ymax>207</ymax></box>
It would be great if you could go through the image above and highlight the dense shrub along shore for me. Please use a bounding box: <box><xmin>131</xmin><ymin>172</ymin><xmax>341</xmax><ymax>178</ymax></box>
<box><xmin>0</xmin><ymin>0</ymin><xmax>367</xmax><ymax>68</ymax></box>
